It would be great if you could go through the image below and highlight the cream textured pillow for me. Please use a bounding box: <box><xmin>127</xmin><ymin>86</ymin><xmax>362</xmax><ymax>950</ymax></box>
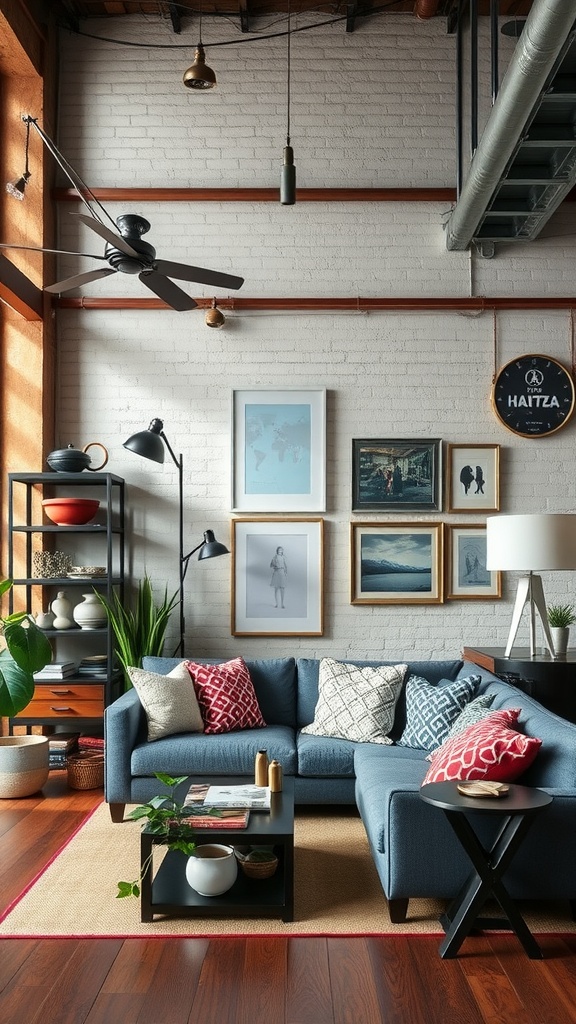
<box><xmin>128</xmin><ymin>662</ymin><xmax>204</xmax><ymax>741</ymax></box>
<box><xmin>301</xmin><ymin>658</ymin><xmax>407</xmax><ymax>744</ymax></box>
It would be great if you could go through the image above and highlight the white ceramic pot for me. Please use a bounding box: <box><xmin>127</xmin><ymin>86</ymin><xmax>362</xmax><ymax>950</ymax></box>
<box><xmin>51</xmin><ymin>590</ymin><xmax>74</xmax><ymax>629</ymax></box>
<box><xmin>0</xmin><ymin>736</ymin><xmax>49</xmax><ymax>798</ymax></box>
<box><xmin>73</xmin><ymin>593</ymin><xmax>107</xmax><ymax>630</ymax></box>
<box><xmin>551</xmin><ymin>626</ymin><xmax>570</xmax><ymax>657</ymax></box>
<box><xmin>185</xmin><ymin>844</ymin><xmax>238</xmax><ymax>896</ymax></box>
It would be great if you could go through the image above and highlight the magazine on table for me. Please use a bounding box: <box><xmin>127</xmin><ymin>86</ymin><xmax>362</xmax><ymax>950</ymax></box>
<box><xmin>185</xmin><ymin>782</ymin><xmax>271</xmax><ymax>811</ymax></box>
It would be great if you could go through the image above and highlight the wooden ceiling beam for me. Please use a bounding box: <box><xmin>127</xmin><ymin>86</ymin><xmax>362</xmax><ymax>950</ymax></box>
<box><xmin>0</xmin><ymin>254</ymin><xmax>43</xmax><ymax>321</ymax></box>
<box><xmin>53</xmin><ymin>186</ymin><xmax>458</xmax><ymax>202</ymax></box>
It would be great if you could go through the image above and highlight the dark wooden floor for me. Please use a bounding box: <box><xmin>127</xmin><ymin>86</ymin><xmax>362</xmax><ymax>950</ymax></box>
<box><xmin>1</xmin><ymin>776</ymin><xmax>576</xmax><ymax>1024</ymax></box>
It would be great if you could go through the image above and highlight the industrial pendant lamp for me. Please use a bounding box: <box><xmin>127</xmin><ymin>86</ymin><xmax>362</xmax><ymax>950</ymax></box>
<box><xmin>183</xmin><ymin>9</ymin><xmax>217</xmax><ymax>90</ymax></box>
<box><xmin>280</xmin><ymin>3</ymin><xmax>296</xmax><ymax>205</ymax></box>
<box><xmin>205</xmin><ymin>297</ymin><xmax>225</xmax><ymax>327</ymax></box>
<box><xmin>6</xmin><ymin>116</ymin><xmax>31</xmax><ymax>200</ymax></box>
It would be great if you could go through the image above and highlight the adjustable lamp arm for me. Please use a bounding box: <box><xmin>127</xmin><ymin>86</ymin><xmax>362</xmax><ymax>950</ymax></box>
<box><xmin>181</xmin><ymin>541</ymin><xmax>205</xmax><ymax>583</ymax></box>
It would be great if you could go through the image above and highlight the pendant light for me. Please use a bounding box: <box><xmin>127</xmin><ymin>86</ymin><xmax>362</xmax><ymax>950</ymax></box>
<box><xmin>205</xmin><ymin>297</ymin><xmax>225</xmax><ymax>327</ymax></box>
<box><xmin>183</xmin><ymin>8</ymin><xmax>217</xmax><ymax>90</ymax></box>
<box><xmin>6</xmin><ymin>116</ymin><xmax>31</xmax><ymax>200</ymax></box>
<box><xmin>280</xmin><ymin>3</ymin><xmax>296</xmax><ymax>205</ymax></box>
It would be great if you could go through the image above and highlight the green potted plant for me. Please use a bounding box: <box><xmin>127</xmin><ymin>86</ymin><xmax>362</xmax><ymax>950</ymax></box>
<box><xmin>0</xmin><ymin>577</ymin><xmax>53</xmax><ymax>797</ymax></box>
<box><xmin>118</xmin><ymin>773</ymin><xmax>231</xmax><ymax>899</ymax></box>
<box><xmin>547</xmin><ymin>602</ymin><xmax>576</xmax><ymax>657</ymax></box>
<box><xmin>97</xmin><ymin>575</ymin><xmax>178</xmax><ymax>689</ymax></box>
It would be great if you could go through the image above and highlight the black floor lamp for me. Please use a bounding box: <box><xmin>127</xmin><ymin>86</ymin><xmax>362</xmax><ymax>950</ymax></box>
<box><xmin>123</xmin><ymin>418</ymin><xmax>229</xmax><ymax>656</ymax></box>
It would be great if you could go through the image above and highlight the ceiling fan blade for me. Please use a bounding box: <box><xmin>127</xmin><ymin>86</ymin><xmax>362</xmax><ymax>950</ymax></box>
<box><xmin>0</xmin><ymin>241</ymin><xmax>106</xmax><ymax>259</ymax></box>
<box><xmin>139</xmin><ymin>270</ymin><xmax>198</xmax><ymax>311</ymax></box>
<box><xmin>74</xmin><ymin>213</ymin><xmax>141</xmax><ymax>258</ymax></box>
<box><xmin>154</xmin><ymin>259</ymin><xmax>244</xmax><ymax>291</ymax></box>
<box><xmin>45</xmin><ymin>268</ymin><xmax>117</xmax><ymax>294</ymax></box>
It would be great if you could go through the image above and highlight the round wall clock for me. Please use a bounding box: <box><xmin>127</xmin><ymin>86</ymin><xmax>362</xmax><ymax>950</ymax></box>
<box><xmin>491</xmin><ymin>354</ymin><xmax>575</xmax><ymax>438</ymax></box>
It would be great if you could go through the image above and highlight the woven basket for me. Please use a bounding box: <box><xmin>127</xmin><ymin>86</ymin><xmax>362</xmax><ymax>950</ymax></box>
<box><xmin>67</xmin><ymin>752</ymin><xmax>104</xmax><ymax>790</ymax></box>
<box><xmin>235</xmin><ymin>848</ymin><xmax>278</xmax><ymax>879</ymax></box>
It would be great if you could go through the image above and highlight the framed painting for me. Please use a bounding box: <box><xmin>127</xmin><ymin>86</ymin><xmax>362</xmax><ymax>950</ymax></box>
<box><xmin>232</xmin><ymin>517</ymin><xmax>324</xmax><ymax>636</ymax></box>
<box><xmin>446</xmin><ymin>443</ymin><xmax>500</xmax><ymax>513</ymax></box>
<box><xmin>350</xmin><ymin>521</ymin><xmax>443</xmax><ymax>605</ymax></box>
<box><xmin>231</xmin><ymin>388</ymin><xmax>326</xmax><ymax>512</ymax></box>
<box><xmin>446</xmin><ymin>524</ymin><xmax>501</xmax><ymax>600</ymax></box>
<box><xmin>352</xmin><ymin>438</ymin><xmax>442</xmax><ymax>512</ymax></box>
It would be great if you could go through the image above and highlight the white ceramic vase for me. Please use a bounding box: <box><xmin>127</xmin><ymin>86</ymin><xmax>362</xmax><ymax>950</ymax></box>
<box><xmin>73</xmin><ymin>593</ymin><xmax>107</xmax><ymax>630</ymax></box>
<box><xmin>551</xmin><ymin>626</ymin><xmax>570</xmax><ymax>658</ymax></box>
<box><xmin>0</xmin><ymin>736</ymin><xmax>49</xmax><ymax>798</ymax></box>
<box><xmin>185</xmin><ymin>844</ymin><xmax>238</xmax><ymax>896</ymax></box>
<box><xmin>51</xmin><ymin>590</ymin><xmax>74</xmax><ymax>629</ymax></box>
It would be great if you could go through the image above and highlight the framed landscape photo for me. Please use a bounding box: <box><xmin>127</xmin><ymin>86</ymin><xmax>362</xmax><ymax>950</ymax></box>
<box><xmin>231</xmin><ymin>388</ymin><xmax>326</xmax><ymax>512</ymax></box>
<box><xmin>446</xmin><ymin>524</ymin><xmax>501</xmax><ymax>600</ymax></box>
<box><xmin>350</xmin><ymin>522</ymin><xmax>443</xmax><ymax>605</ymax></box>
<box><xmin>232</xmin><ymin>517</ymin><xmax>324</xmax><ymax>636</ymax></box>
<box><xmin>447</xmin><ymin>443</ymin><xmax>500</xmax><ymax>513</ymax></box>
<box><xmin>352</xmin><ymin>438</ymin><xmax>442</xmax><ymax>512</ymax></box>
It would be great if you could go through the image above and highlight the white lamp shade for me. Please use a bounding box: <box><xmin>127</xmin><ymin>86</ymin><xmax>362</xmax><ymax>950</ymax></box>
<box><xmin>486</xmin><ymin>513</ymin><xmax>576</xmax><ymax>571</ymax></box>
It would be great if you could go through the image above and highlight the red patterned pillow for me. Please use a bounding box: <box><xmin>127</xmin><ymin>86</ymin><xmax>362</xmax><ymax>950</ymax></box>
<box><xmin>422</xmin><ymin>707</ymin><xmax>541</xmax><ymax>785</ymax></box>
<box><xmin>185</xmin><ymin>658</ymin><xmax>266</xmax><ymax>734</ymax></box>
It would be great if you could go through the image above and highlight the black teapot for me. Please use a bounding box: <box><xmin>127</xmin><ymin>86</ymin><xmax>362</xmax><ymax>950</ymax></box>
<box><xmin>46</xmin><ymin>442</ymin><xmax>109</xmax><ymax>473</ymax></box>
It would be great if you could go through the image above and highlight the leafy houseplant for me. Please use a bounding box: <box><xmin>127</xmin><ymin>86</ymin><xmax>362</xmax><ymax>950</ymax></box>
<box><xmin>0</xmin><ymin>578</ymin><xmax>52</xmax><ymax>716</ymax></box>
<box><xmin>547</xmin><ymin>603</ymin><xmax>576</xmax><ymax>628</ymax></box>
<box><xmin>96</xmin><ymin>576</ymin><xmax>178</xmax><ymax>689</ymax></box>
<box><xmin>117</xmin><ymin>772</ymin><xmax>221</xmax><ymax>899</ymax></box>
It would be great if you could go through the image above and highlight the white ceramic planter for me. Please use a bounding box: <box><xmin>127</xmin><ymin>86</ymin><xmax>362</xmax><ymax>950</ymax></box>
<box><xmin>73</xmin><ymin>593</ymin><xmax>107</xmax><ymax>630</ymax></box>
<box><xmin>0</xmin><ymin>736</ymin><xmax>49</xmax><ymax>798</ymax></box>
<box><xmin>185</xmin><ymin>844</ymin><xmax>238</xmax><ymax>896</ymax></box>
<box><xmin>551</xmin><ymin>626</ymin><xmax>570</xmax><ymax>657</ymax></box>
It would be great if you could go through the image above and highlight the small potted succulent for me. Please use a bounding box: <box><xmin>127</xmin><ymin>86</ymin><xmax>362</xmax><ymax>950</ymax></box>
<box><xmin>0</xmin><ymin>578</ymin><xmax>53</xmax><ymax>797</ymax></box>
<box><xmin>547</xmin><ymin>603</ymin><xmax>576</xmax><ymax>658</ymax></box>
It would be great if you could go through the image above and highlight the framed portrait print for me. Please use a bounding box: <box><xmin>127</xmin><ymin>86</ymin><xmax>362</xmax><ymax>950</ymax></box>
<box><xmin>350</xmin><ymin>522</ymin><xmax>443</xmax><ymax>605</ymax></box>
<box><xmin>446</xmin><ymin>524</ymin><xmax>501</xmax><ymax>600</ymax></box>
<box><xmin>352</xmin><ymin>438</ymin><xmax>442</xmax><ymax>512</ymax></box>
<box><xmin>232</xmin><ymin>518</ymin><xmax>324</xmax><ymax>636</ymax></box>
<box><xmin>232</xmin><ymin>388</ymin><xmax>326</xmax><ymax>512</ymax></box>
<box><xmin>447</xmin><ymin>443</ymin><xmax>500</xmax><ymax>513</ymax></box>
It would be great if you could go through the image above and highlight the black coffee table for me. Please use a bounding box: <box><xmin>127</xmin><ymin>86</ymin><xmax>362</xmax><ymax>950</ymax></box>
<box><xmin>420</xmin><ymin>780</ymin><xmax>552</xmax><ymax>959</ymax></box>
<box><xmin>139</xmin><ymin>776</ymin><xmax>295</xmax><ymax>923</ymax></box>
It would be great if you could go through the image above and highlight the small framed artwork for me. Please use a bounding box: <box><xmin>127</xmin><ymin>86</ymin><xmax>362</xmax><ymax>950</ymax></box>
<box><xmin>231</xmin><ymin>388</ymin><xmax>326</xmax><ymax>512</ymax></box>
<box><xmin>350</xmin><ymin>521</ymin><xmax>443</xmax><ymax>605</ymax></box>
<box><xmin>446</xmin><ymin>443</ymin><xmax>500</xmax><ymax>513</ymax></box>
<box><xmin>352</xmin><ymin>438</ymin><xmax>442</xmax><ymax>512</ymax></box>
<box><xmin>232</xmin><ymin>517</ymin><xmax>324</xmax><ymax>636</ymax></box>
<box><xmin>446</xmin><ymin>524</ymin><xmax>501</xmax><ymax>600</ymax></box>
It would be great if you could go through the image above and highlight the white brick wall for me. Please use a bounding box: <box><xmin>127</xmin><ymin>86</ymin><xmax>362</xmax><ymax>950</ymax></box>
<box><xmin>52</xmin><ymin>15</ymin><xmax>576</xmax><ymax>659</ymax></box>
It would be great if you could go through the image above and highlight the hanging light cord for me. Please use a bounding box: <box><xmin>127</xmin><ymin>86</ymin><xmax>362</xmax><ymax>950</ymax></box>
<box><xmin>23</xmin><ymin>118</ymin><xmax>31</xmax><ymax>181</ymax></box>
<box><xmin>286</xmin><ymin>4</ymin><xmax>291</xmax><ymax>147</ymax></box>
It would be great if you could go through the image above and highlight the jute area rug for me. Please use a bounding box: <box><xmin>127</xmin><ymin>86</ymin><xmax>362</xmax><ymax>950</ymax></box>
<box><xmin>1</xmin><ymin>803</ymin><xmax>574</xmax><ymax>939</ymax></box>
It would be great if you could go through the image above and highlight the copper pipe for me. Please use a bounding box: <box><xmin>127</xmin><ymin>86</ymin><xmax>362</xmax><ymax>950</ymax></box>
<box><xmin>53</xmin><ymin>186</ymin><xmax>457</xmax><ymax>204</ymax></box>
<box><xmin>54</xmin><ymin>295</ymin><xmax>576</xmax><ymax>312</ymax></box>
<box><xmin>413</xmin><ymin>0</ymin><xmax>441</xmax><ymax>19</ymax></box>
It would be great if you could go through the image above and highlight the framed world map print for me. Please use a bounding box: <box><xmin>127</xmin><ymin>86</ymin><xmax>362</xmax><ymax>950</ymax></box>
<box><xmin>232</xmin><ymin>388</ymin><xmax>326</xmax><ymax>512</ymax></box>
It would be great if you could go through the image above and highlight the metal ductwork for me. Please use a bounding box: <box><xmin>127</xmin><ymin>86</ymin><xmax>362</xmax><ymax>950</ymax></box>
<box><xmin>445</xmin><ymin>0</ymin><xmax>576</xmax><ymax>251</ymax></box>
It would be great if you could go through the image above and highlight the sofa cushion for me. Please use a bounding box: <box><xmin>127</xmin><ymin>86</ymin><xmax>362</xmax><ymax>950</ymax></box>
<box><xmin>186</xmin><ymin>657</ymin><xmax>266</xmax><ymax>734</ymax></box>
<box><xmin>301</xmin><ymin>658</ymin><xmax>407</xmax><ymax>745</ymax></box>
<box><xmin>297</xmin><ymin>731</ymin><xmax>358</xmax><ymax>777</ymax></box>
<box><xmin>143</xmin><ymin>656</ymin><xmax>296</xmax><ymax>727</ymax></box>
<box><xmin>444</xmin><ymin>692</ymin><xmax>495</xmax><ymax>741</ymax></box>
<box><xmin>398</xmin><ymin>674</ymin><xmax>481</xmax><ymax>751</ymax></box>
<box><xmin>422</xmin><ymin>707</ymin><xmax>542</xmax><ymax>784</ymax></box>
<box><xmin>131</xmin><ymin>724</ymin><xmax>297</xmax><ymax>777</ymax></box>
<box><xmin>127</xmin><ymin>662</ymin><xmax>204</xmax><ymax>741</ymax></box>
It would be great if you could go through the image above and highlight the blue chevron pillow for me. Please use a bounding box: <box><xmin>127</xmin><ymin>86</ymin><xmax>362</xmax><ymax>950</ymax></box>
<box><xmin>397</xmin><ymin>674</ymin><xmax>481</xmax><ymax>751</ymax></box>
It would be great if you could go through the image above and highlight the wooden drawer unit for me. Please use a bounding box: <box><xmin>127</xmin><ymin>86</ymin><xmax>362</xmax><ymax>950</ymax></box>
<box><xmin>13</xmin><ymin>684</ymin><xmax>104</xmax><ymax>720</ymax></box>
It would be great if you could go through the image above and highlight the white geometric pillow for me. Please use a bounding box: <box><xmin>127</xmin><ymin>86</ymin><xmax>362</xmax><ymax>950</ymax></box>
<box><xmin>301</xmin><ymin>658</ymin><xmax>407</xmax><ymax>745</ymax></box>
<box><xmin>127</xmin><ymin>662</ymin><xmax>204</xmax><ymax>741</ymax></box>
<box><xmin>398</xmin><ymin>674</ymin><xmax>481</xmax><ymax>751</ymax></box>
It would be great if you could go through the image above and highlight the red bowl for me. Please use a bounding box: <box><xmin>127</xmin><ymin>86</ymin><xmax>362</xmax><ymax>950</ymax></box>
<box><xmin>42</xmin><ymin>498</ymin><xmax>100</xmax><ymax>526</ymax></box>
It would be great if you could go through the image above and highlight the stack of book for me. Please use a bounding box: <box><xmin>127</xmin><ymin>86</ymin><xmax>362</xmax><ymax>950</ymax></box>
<box><xmin>48</xmin><ymin>732</ymin><xmax>79</xmax><ymax>769</ymax></box>
<box><xmin>33</xmin><ymin>661</ymin><xmax>76</xmax><ymax>681</ymax></box>
<box><xmin>78</xmin><ymin>656</ymin><xmax>108</xmax><ymax>678</ymax></box>
<box><xmin>181</xmin><ymin>783</ymin><xmax>272</xmax><ymax>829</ymax></box>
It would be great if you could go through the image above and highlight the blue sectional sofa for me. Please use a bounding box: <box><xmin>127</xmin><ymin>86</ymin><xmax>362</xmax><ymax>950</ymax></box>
<box><xmin>104</xmin><ymin>654</ymin><xmax>576</xmax><ymax>922</ymax></box>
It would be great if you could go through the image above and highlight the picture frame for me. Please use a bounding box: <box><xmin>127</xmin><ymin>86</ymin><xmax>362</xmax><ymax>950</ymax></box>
<box><xmin>446</xmin><ymin>524</ymin><xmax>501</xmax><ymax>600</ymax></box>
<box><xmin>232</xmin><ymin>517</ymin><xmax>324</xmax><ymax>636</ymax></box>
<box><xmin>352</xmin><ymin>438</ymin><xmax>442</xmax><ymax>512</ymax></box>
<box><xmin>231</xmin><ymin>388</ymin><xmax>326</xmax><ymax>512</ymax></box>
<box><xmin>350</xmin><ymin>521</ymin><xmax>443</xmax><ymax>605</ymax></box>
<box><xmin>446</xmin><ymin>443</ymin><xmax>500</xmax><ymax>513</ymax></box>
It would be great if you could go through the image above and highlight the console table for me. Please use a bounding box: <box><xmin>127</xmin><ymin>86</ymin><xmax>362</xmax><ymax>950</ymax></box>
<box><xmin>463</xmin><ymin>646</ymin><xmax>576</xmax><ymax>724</ymax></box>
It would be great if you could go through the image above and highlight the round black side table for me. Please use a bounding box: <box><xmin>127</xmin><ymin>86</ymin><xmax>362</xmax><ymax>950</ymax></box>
<box><xmin>420</xmin><ymin>780</ymin><xmax>553</xmax><ymax>959</ymax></box>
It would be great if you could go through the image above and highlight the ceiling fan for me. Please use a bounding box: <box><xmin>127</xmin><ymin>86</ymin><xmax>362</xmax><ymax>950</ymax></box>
<box><xmin>1</xmin><ymin>116</ymin><xmax>244</xmax><ymax>311</ymax></box>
